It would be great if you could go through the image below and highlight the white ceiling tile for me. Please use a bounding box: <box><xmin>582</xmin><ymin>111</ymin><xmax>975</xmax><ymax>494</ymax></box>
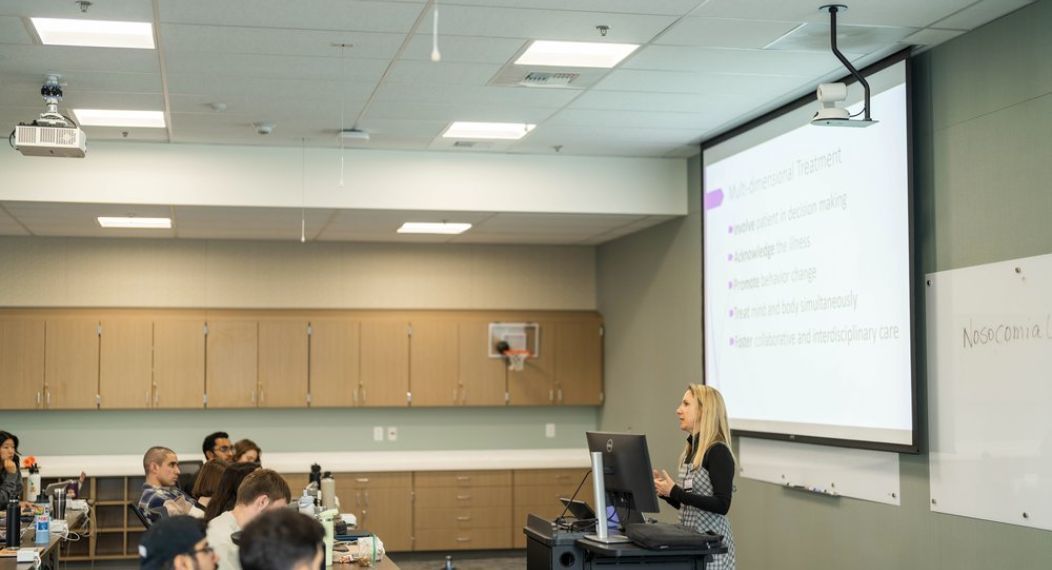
<box><xmin>592</xmin><ymin>68</ymin><xmax>808</xmax><ymax>97</ymax></box>
<box><xmin>933</xmin><ymin>0</ymin><xmax>1033</xmax><ymax>30</ymax></box>
<box><xmin>656</xmin><ymin>18</ymin><xmax>802</xmax><ymax>49</ymax></box>
<box><xmin>402</xmin><ymin>34</ymin><xmax>528</xmax><ymax>64</ymax></box>
<box><xmin>902</xmin><ymin>28</ymin><xmax>967</xmax><ymax>46</ymax></box>
<box><xmin>624</xmin><ymin>45</ymin><xmax>840</xmax><ymax>76</ymax></box>
<box><xmin>569</xmin><ymin>90</ymin><xmax>733</xmax><ymax>114</ymax></box>
<box><xmin>374</xmin><ymin>81</ymin><xmax>578</xmax><ymax>108</ymax></box>
<box><xmin>163</xmin><ymin>53</ymin><xmax>389</xmax><ymax>84</ymax></box>
<box><xmin>765</xmin><ymin>23</ymin><xmax>916</xmax><ymax>54</ymax></box>
<box><xmin>440</xmin><ymin>0</ymin><xmax>704</xmax><ymax>16</ymax></box>
<box><xmin>161</xmin><ymin>24</ymin><xmax>407</xmax><ymax>60</ymax></box>
<box><xmin>0</xmin><ymin>44</ymin><xmax>160</xmax><ymax>75</ymax></box>
<box><xmin>0</xmin><ymin>16</ymin><xmax>33</xmax><ymax>45</ymax></box>
<box><xmin>5</xmin><ymin>202</ymin><xmax>175</xmax><ymax>238</ymax></box>
<box><xmin>158</xmin><ymin>0</ymin><xmax>426</xmax><ymax>33</ymax></box>
<box><xmin>547</xmin><ymin>108</ymin><xmax>722</xmax><ymax>131</ymax></box>
<box><xmin>696</xmin><ymin>0</ymin><xmax>979</xmax><ymax>28</ymax></box>
<box><xmin>435</xmin><ymin>5</ymin><xmax>678</xmax><ymax>43</ymax></box>
<box><xmin>0</xmin><ymin>0</ymin><xmax>154</xmax><ymax>20</ymax></box>
<box><xmin>386</xmin><ymin>60</ymin><xmax>503</xmax><ymax>87</ymax></box>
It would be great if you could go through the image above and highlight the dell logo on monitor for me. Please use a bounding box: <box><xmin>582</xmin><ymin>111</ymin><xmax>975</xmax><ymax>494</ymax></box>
<box><xmin>606</xmin><ymin>439</ymin><xmax>614</xmax><ymax>453</ymax></box>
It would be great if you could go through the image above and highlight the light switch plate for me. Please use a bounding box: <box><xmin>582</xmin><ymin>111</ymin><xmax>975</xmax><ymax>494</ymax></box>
<box><xmin>373</xmin><ymin>426</ymin><xmax>384</xmax><ymax>442</ymax></box>
<box><xmin>387</xmin><ymin>426</ymin><xmax>398</xmax><ymax>441</ymax></box>
<box><xmin>545</xmin><ymin>423</ymin><xmax>556</xmax><ymax>438</ymax></box>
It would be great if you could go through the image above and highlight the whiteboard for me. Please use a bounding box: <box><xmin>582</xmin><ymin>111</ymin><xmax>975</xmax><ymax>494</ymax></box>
<box><xmin>926</xmin><ymin>252</ymin><xmax>1052</xmax><ymax>531</ymax></box>
<box><xmin>739</xmin><ymin>438</ymin><xmax>901</xmax><ymax>505</ymax></box>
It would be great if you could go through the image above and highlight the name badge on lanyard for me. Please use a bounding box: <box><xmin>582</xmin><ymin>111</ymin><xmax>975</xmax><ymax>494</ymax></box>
<box><xmin>682</xmin><ymin>465</ymin><xmax>695</xmax><ymax>491</ymax></box>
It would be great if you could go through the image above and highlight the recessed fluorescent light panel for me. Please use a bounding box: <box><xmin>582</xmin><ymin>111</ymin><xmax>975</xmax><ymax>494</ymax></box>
<box><xmin>442</xmin><ymin>122</ymin><xmax>535</xmax><ymax>140</ymax></box>
<box><xmin>73</xmin><ymin>109</ymin><xmax>166</xmax><ymax>128</ymax></box>
<box><xmin>397</xmin><ymin>222</ymin><xmax>472</xmax><ymax>235</ymax></box>
<box><xmin>97</xmin><ymin>217</ymin><xmax>172</xmax><ymax>229</ymax></box>
<box><xmin>30</xmin><ymin>17</ymin><xmax>155</xmax><ymax>49</ymax></box>
<box><xmin>515</xmin><ymin>40</ymin><xmax>639</xmax><ymax>68</ymax></box>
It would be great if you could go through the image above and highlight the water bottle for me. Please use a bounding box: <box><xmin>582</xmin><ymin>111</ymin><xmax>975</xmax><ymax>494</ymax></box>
<box><xmin>26</xmin><ymin>465</ymin><xmax>41</xmax><ymax>503</ymax></box>
<box><xmin>5</xmin><ymin>499</ymin><xmax>19</xmax><ymax>548</ymax></box>
<box><xmin>321</xmin><ymin>472</ymin><xmax>336</xmax><ymax>512</ymax></box>
<box><xmin>34</xmin><ymin>507</ymin><xmax>50</xmax><ymax>544</ymax></box>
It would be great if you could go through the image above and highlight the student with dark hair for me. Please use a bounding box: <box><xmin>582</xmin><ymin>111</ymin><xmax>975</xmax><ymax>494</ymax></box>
<box><xmin>206</xmin><ymin>469</ymin><xmax>291</xmax><ymax>570</ymax></box>
<box><xmin>239</xmin><ymin>509</ymin><xmax>324</xmax><ymax>570</ymax></box>
<box><xmin>191</xmin><ymin>459</ymin><xmax>228</xmax><ymax>511</ymax></box>
<box><xmin>139</xmin><ymin>516</ymin><xmax>217</xmax><ymax>570</ymax></box>
<box><xmin>0</xmin><ymin>430</ymin><xmax>24</xmax><ymax>505</ymax></box>
<box><xmin>139</xmin><ymin>446</ymin><xmax>194</xmax><ymax>523</ymax></box>
<box><xmin>202</xmin><ymin>432</ymin><xmax>233</xmax><ymax>462</ymax></box>
<box><xmin>203</xmin><ymin>462</ymin><xmax>259</xmax><ymax>523</ymax></box>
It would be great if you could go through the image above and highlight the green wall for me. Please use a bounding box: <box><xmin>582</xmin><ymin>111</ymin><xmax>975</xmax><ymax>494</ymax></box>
<box><xmin>597</xmin><ymin>2</ymin><xmax>1052</xmax><ymax>568</ymax></box>
<box><xmin>5</xmin><ymin>407</ymin><xmax>597</xmax><ymax>457</ymax></box>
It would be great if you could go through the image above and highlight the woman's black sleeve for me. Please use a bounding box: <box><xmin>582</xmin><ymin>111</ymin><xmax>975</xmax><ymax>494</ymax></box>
<box><xmin>667</xmin><ymin>445</ymin><xmax>734</xmax><ymax>515</ymax></box>
<box><xmin>660</xmin><ymin>493</ymin><xmax>681</xmax><ymax>510</ymax></box>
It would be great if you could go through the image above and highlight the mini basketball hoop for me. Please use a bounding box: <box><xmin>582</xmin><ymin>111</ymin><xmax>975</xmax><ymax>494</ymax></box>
<box><xmin>503</xmin><ymin>349</ymin><xmax>530</xmax><ymax>372</ymax></box>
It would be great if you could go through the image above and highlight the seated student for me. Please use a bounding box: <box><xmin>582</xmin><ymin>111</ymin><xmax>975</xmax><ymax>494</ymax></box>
<box><xmin>139</xmin><ymin>446</ymin><xmax>194</xmax><ymax>523</ymax></box>
<box><xmin>233</xmin><ymin>439</ymin><xmax>262</xmax><ymax>464</ymax></box>
<box><xmin>206</xmin><ymin>469</ymin><xmax>291</xmax><ymax>570</ymax></box>
<box><xmin>0</xmin><ymin>430</ymin><xmax>25</xmax><ymax>506</ymax></box>
<box><xmin>239</xmin><ymin>509</ymin><xmax>325</xmax><ymax>570</ymax></box>
<box><xmin>202</xmin><ymin>431</ymin><xmax>234</xmax><ymax>462</ymax></box>
<box><xmin>203</xmin><ymin>462</ymin><xmax>259</xmax><ymax>523</ymax></box>
<box><xmin>139</xmin><ymin>515</ymin><xmax>217</xmax><ymax>570</ymax></box>
<box><xmin>191</xmin><ymin>459</ymin><xmax>228</xmax><ymax>512</ymax></box>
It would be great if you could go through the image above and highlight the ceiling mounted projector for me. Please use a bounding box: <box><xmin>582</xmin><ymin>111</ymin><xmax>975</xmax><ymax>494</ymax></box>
<box><xmin>338</xmin><ymin>128</ymin><xmax>370</xmax><ymax>142</ymax></box>
<box><xmin>11</xmin><ymin>74</ymin><xmax>87</xmax><ymax>157</ymax></box>
<box><xmin>811</xmin><ymin>5</ymin><xmax>876</xmax><ymax>128</ymax></box>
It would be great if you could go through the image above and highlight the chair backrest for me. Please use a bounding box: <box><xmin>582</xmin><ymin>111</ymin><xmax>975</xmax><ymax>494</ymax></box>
<box><xmin>178</xmin><ymin>460</ymin><xmax>204</xmax><ymax>496</ymax></box>
<box><xmin>129</xmin><ymin>502</ymin><xmax>152</xmax><ymax>529</ymax></box>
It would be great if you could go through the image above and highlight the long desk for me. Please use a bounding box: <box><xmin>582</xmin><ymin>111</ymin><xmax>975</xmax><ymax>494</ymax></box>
<box><xmin>1</xmin><ymin>528</ymin><xmax>62</xmax><ymax>570</ymax></box>
<box><xmin>524</xmin><ymin>515</ymin><xmax>726</xmax><ymax>570</ymax></box>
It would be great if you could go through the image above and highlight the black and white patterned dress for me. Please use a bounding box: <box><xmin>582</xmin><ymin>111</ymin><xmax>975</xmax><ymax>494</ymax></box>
<box><xmin>676</xmin><ymin>447</ymin><xmax>736</xmax><ymax>570</ymax></box>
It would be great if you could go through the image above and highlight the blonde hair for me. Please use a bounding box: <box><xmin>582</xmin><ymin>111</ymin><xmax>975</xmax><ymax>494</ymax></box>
<box><xmin>680</xmin><ymin>384</ymin><xmax>734</xmax><ymax>469</ymax></box>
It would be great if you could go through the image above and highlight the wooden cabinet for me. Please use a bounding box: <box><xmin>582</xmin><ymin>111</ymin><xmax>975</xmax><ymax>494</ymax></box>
<box><xmin>512</xmin><ymin>468</ymin><xmax>594</xmax><ymax>548</ymax></box>
<box><xmin>414</xmin><ymin>470</ymin><xmax>512</xmax><ymax>551</ymax></box>
<box><xmin>457</xmin><ymin>321</ymin><xmax>507</xmax><ymax>406</ymax></box>
<box><xmin>206</xmin><ymin>319</ymin><xmax>258</xmax><ymax>408</ymax></box>
<box><xmin>409</xmin><ymin>319</ymin><xmax>459</xmax><ymax>407</ymax></box>
<box><xmin>334</xmin><ymin>473</ymin><xmax>412</xmax><ymax>552</ymax></box>
<box><xmin>44</xmin><ymin>318</ymin><xmax>99</xmax><ymax>409</ymax></box>
<box><xmin>153</xmin><ymin>319</ymin><xmax>205</xmax><ymax>408</ymax></box>
<box><xmin>359</xmin><ymin>320</ymin><xmax>409</xmax><ymax>407</ymax></box>
<box><xmin>554</xmin><ymin>320</ymin><xmax>604</xmax><ymax>405</ymax></box>
<box><xmin>308</xmin><ymin>319</ymin><xmax>360</xmax><ymax>407</ymax></box>
<box><xmin>507</xmin><ymin>320</ymin><xmax>555</xmax><ymax>406</ymax></box>
<box><xmin>0</xmin><ymin>317</ymin><xmax>45</xmax><ymax>409</ymax></box>
<box><xmin>258</xmin><ymin>319</ymin><xmax>309</xmax><ymax>408</ymax></box>
<box><xmin>99</xmin><ymin>318</ymin><xmax>153</xmax><ymax>409</ymax></box>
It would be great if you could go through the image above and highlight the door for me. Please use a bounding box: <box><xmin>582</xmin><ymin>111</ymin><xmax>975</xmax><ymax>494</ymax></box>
<box><xmin>359</xmin><ymin>320</ymin><xmax>409</xmax><ymax>407</ymax></box>
<box><xmin>308</xmin><ymin>319</ymin><xmax>360</xmax><ymax>407</ymax></box>
<box><xmin>206</xmin><ymin>319</ymin><xmax>258</xmax><ymax>408</ymax></box>
<box><xmin>153</xmin><ymin>319</ymin><xmax>205</xmax><ymax>408</ymax></box>
<box><xmin>44</xmin><ymin>318</ymin><xmax>99</xmax><ymax>409</ymax></box>
<box><xmin>554</xmin><ymin>320</ymin><xmax>603</xmax><ymax>405</ymax></box>
<box><xmin>0</xmin><ymin>318</ymin><xmax>45</xmax><ymax>409</ymax></box>
<box><xmin>409</xmin><ymin>319</ymin><xmax>459</xmax><ymax>407</ymax></box>
<box><xmin>457</xmin><ymin>321</ymin><xmax>506</xmax><ymax>406</ymax></box>
<box><xmin>258</xmin><ymin>320</ymin><xmax>309</xmax><ymax>408</ymax></box>
<box><xmin>99</xmin><ymin>318</ymin><xmax>153</xmax><ymax>409</ymax></box>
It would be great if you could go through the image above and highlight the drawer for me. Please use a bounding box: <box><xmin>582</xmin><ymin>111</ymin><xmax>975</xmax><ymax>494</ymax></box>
<box><xmin>514</xmin><ymin>469</ymin><xmax>590</xmax><ymax>487</ymax></box>
<box><xmin>415</xmin><ymin>470</ymin><xmax>511</xmax><ymax>488</ymax></box>
<box><xmin>514</xmin><ymin>485</ymin><xmax>593</xmax><ymax>506</ymax></box>
<box><xmin>337</xmin><ymin>472</ymin><xmax>411</xmax><ymax>490</ymax></box>
<box><xmin>414</xmin><ymin>486</ymin><xmax>511</xmax><ymax>509</ymax></box>
<box><xmin>414</xmin><ymin>527</ymin><xmax>512</xmax><ymax>551</ymax></box>
<box><xmin>415</xmin><ymin>506</ymin><xmax>511</xmax><ymax>530</ymax></box>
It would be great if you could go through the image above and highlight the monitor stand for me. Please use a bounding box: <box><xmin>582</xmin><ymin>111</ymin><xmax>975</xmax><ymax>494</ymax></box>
<box><xmin>582</xmin><ymin>451</ymin><xmax>632</xmax><ymax>544</ymax></box>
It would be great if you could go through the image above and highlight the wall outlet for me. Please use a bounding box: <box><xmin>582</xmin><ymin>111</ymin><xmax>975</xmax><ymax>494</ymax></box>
<box><xmin>545</xmin><ymin>423</ymin><xmax>556</xmax><ymax>438</ymax></box>
<box><xmin>373</xmin><ymin>426</ymin><xmax>384</xmax><ymax>442</ymax></box>
<box><xmin>387</xmin><ymin>426</ymin><xmax>398</xmax><ymax>442</ymax></box>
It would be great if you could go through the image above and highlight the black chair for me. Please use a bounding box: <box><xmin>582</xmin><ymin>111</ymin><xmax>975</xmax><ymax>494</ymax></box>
<box><xmin>177</xmin><ymin>460</ymin><xmax>204</xmax><ymax>496</ymax></box>
<box><xmin>129</xmin><ymin>503</ymin><xmax>152</xmax><ymax>529</ymax></box>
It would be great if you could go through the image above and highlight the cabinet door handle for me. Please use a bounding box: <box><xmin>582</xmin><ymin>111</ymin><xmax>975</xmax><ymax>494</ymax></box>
<box><xmin>46</xmin><ymin>390</ymin><xmax>51</xmax><ymax>407</ymax></box>
<box><xmin>456</xmin><ymin>495</ymin><xmax>471</xmax><ymax>501</ymax></box>
<box><xmin>155</xmin><ymin>389</ymin><xmax>160</xmax><ymax>406</ymax></box>
<box><xmin>557</xmin><ymin>388</ymin><xmax>563</xmax><ymax>403</ymax></box>
<box><xmin>549</xmin><ymin>389</ymin><xmax>554</xmax><ymax>402</ymax></box>
<box><xmin>456</xmin><ymin>515</ymin><xmax>471</xmax><ymax>521</ymax></box>
<box><xmin>361</xmin><ymin>386</ymin><xmax>366</xmax><ymax>404</ymax></box>
<box><xmin>259</xmin><ymin>387</ymin><xmax>265</xmax><ymax>404</ymax></box>
<box><xmin>250</xmin><ymin>390</ymin><xmax>256</xmax><ymax>404</ymax></box>
<box><xmin>456</xmin><ymin>537</ymin><xmax>471</xmax><ymax>543</ymax></box>
<box><xmin>355</xmin><ymin>491</ymin><xmax>362</xmax><ymax>508</ymax></box>
<box><xmin>364</xmin><ymin>490</ymin><xmax>369</xmax><ymax>507</ymax></box>
<box><xmin>36</xmin><ymin>392</ymin><xmax>41</xmax><ymax>407</ymax></box>
<box><xmin>456</xmin><ymin>476</ymin><xmax>471</xmax><ymax>482</ymax></box>
<box><xmin>356</xmin><ymin>478</ymin><xmax>370</xmax><ymax>484</ymax></box>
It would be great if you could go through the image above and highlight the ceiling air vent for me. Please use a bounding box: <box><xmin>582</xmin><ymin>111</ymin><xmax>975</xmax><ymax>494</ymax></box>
<box><xmin>519</xmin><ymin>71</ymin><xmax>579</xmax><ymax>88</ymax></box>
<box><xmin>453</xmin><ymin>141</ymin><xmax>476</xmax><ymax>148</ymax></box>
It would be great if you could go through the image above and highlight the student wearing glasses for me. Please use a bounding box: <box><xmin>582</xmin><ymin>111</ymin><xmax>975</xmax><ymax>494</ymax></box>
<box><xmin>202</xmin><ymin>431</ymin><xmax>234</xmax><ymax>462</ymax></box>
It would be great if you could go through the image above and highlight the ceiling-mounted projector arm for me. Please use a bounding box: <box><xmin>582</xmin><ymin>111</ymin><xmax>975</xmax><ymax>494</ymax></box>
<box><xmin>822</xmin><ymin>4</ymin><xmax>871</xmax><ymax>121</ymax></box>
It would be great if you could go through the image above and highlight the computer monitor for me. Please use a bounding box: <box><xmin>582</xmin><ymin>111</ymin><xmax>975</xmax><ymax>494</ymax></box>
<box><xmin>585</xmin><ymin>432</ymin><xmax>660</xmax><ymax>524</ymax></box>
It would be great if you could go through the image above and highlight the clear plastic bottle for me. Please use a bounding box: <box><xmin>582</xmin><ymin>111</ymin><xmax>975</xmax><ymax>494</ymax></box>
<box><xmin>34</xmin><ymin>506</ymin><xmax>50</xmax><ymax>544</ymax></box>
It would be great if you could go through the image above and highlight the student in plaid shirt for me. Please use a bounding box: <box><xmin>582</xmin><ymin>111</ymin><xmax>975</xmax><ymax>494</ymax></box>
<box><xmin>138</xmin><ymin>446</ymin><xmax>195</xmax><ymax>524</ymax></box>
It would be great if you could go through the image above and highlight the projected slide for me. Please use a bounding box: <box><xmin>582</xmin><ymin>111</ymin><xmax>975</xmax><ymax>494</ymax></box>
<box><xmin>703</xmin><ymin>61</ymin><xmax>913</xmax><ymax>448</ymax></box>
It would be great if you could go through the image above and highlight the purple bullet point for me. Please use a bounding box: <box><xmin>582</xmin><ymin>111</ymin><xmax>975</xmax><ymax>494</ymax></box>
<box><xmin>728</xmin><ymin>281</ymin><xmax>733</xmax><ymax>289</ymax></box>
<box><xmin>729</xmin><ymin>337</ymin><xmax>735</xmax><ymax>346</ymax></box>
<box><xmin>727</xmin><ymin>253</ymin><xmax>733</xmax><ymax>261</ymax></box>
<box><xmin>729</xmin><ymin>309</ymin><xmax>734</xmax><ymax>317</ymax></box>
<box><xmin>728</xmin><ymin>225</ymin><xmax>734</xmax><ymax>234</ymax></box>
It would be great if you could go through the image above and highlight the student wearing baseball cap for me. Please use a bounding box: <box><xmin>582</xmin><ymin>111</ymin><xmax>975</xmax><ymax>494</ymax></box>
<box><xmin>139</xmin><ymin>516</ymin><xmax>217</xmax><ymax>570</ymax></box>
